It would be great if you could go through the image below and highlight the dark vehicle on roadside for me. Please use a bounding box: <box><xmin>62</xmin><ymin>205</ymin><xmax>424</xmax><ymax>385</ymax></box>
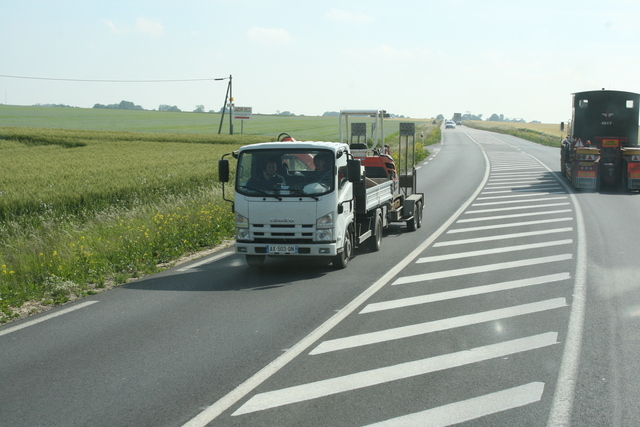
<box><xmin>560</xmin><ymin>89</ymin><xmax>640</xmax><ymax>190</ymax></box>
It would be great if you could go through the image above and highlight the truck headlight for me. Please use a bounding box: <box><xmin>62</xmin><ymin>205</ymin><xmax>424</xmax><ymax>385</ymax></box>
<box><xmin>235</xmin><ymin>212</ymin><xmax>248</xmax><ymax>228</ymax></box>
<box><xmin>316</xmin><ymin>229</ymin><xmax>333</xmax><ymax>241</ymax></box>
<box><xmin>236</xmin><ymin>228</ymin><xmax>250</xmax><ymax>240</ymax></box>
<box><xmin>316</xmin><ymin>212</ymin><xmax>333</xmax><ymax>229</ymax></box>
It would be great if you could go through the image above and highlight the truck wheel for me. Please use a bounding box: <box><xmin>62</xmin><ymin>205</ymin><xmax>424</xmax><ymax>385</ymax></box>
<box><xmin>407</xmin><ymin>202</ymin><xmax>422</xmax><ymax>231</ymax></box>
<box><xmin>333</xmin><ymin>229</ymin><xmax>353</xmax><ymax>269</ymax></box>
<box><xmin>246</xmin><ymin>255</ymin><xmax>265</xmax><ymax>267</ymax></box>
<box><xmin>369</xmin><ymin>213</ymin><xmax>383</xmax><ymax>252</ymax></box>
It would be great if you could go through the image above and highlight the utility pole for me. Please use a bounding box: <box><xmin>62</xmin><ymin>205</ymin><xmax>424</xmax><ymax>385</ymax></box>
<box><xmin>216</xmin><ymin>74</ymin><xmax>233</xmax><ymax>135</ymax></box>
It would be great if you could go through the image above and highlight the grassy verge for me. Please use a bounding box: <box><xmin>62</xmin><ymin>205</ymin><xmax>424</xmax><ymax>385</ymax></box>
<box><xmin>463</xmin><ymin>120</ymin><xmax>563</xmax><ymax>147</ymax></box>
<box><xmin>0</xmin><ymin>127</ymin><xmax>258</xmax><ymax>322</ymax></box>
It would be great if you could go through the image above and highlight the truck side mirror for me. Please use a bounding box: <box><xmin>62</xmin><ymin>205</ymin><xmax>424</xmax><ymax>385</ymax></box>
<box><xmin>560</xmin><ymin>122</ymin><xmax>565</xmax><ymax>132</ymax></box>
<box><xmin>347</xmin><ymin>159</ymin><xmax>362</xmax><ymax>183</ymax></box>
<box><xmin>218</xmin><ymin>159</ymin><xmax>230</xmax><ymax>182</ymax></box>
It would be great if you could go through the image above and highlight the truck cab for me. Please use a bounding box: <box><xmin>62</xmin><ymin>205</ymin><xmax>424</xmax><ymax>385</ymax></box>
<box><xmin>226</xmin><ymin>141</ymin><xmax>356</xmax><ymax>267</ymax></box>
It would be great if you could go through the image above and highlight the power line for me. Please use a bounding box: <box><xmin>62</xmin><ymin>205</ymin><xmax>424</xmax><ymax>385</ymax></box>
<box><xmin>0</xmin><ymin>74</ymin><xmax>219</xmax><ymax>83</ymax></box>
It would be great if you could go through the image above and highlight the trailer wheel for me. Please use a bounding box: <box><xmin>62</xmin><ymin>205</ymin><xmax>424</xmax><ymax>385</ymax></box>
<box><xmin>369</xmin><ymin>213</ymin><xmax>383</xmax><ymax>252</ymax></box>
<box><xmin>246</xmin><ymin>255</ymin><xmax>265</xmax><ymax>267</ymax></box>
<box><xmin>407</xmin><ymin>202</ymin><xmax>422</xmax><ymax>231</ymax></box>
<box><xmin>333</xmin><ymin>228</ymin><xmax>353</xmax><ymax>269</ymax></box>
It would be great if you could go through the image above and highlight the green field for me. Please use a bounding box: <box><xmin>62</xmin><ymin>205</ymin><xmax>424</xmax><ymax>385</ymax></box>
<box><xmin>0</xmin><ymin>105</ymin><xmax>440</xmax><ymax>323</ymax></box>
<box><xmin>463</xmin><ymin>120</ymin><xmax>564</xmax><ymax>147</ymax></box>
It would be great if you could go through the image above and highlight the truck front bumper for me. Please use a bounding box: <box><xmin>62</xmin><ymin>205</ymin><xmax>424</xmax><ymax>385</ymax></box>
<box><xmin>235</xmin><ymin>242</ymin><xmax>339</xmax><ymax>256</ymax></box>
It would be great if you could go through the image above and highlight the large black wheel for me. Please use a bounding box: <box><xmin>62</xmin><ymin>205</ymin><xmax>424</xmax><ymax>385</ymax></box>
<box><xmin>407</xmin><ymin>201</ymin><xmax>423</xmax><ymax>232</ymax></box>
<box><xmin>246</xmin><ymin>255</ymin><xmax>265</xmax><ymax>267</ymax></box>
<box><xmin>333</xmin><ymin>228</ymin><xmax>353</xmax><ymax>269</ymax></box>
<box><xmin>368</xmin><ymin>213</ymin><xmax>383</xmax><ymax>252</ymax></box>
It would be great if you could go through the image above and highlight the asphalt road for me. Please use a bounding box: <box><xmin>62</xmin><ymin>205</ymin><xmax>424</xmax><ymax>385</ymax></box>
<box><xmin>1</xmin><ymin>125</ymin><xmax>638</xmax><ymax>426</ymax></box>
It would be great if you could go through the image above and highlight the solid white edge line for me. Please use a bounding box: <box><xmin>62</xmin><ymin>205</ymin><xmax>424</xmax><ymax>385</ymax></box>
<box><xmin>0</xmin><ymin>301</ymin><xmax>99</xmax><ymax>337</ymax></box>
<box><xmin>176</xmin><ymin>251</ymin><xmax>234</xmax><ymax>271</ymax></box>
<box><xmin>181</xmin><ymin>134</ymin><xmax>491</xmax><ymax>427</ymax></box>
<box><xmin>544</xmin><ymin>160</ymin><xmax>587</xmax><ymax>426</ymax></box>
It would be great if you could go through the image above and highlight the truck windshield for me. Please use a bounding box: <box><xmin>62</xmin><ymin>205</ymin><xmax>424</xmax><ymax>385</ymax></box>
<box><xmin>236</xmin><ymin>149</ymin><xmax>336</xmax><ymax>197</ymax></box>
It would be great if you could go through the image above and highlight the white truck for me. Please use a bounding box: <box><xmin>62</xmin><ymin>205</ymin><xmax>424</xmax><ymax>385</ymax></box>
<box><xmin>217</xmin><ymin>109</ymin><xmax>424</xmax><ymax>268</ymax></box>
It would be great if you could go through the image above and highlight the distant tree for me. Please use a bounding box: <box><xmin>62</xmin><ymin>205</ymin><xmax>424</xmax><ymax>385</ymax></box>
<box><xmin>436</xmin><ymin>114</ymin><xmax>444</xmax><ymax>120</ymax></box>
<box><xmin>194</xmin><ymin>105</ymin><xmax>205</xmax><ymax>113</ymax></box>
<box><xmin>322</xmin><ymin>111</ymin><xmax>340</xmax><ymax>116</ymax></box>
<box><xmin>487</xmin><ymin>113</ymin><xmax>502</xmax><ymax>122</ymax></box>
<box><xmin>159</xmin><ymin>104</ymin><xmax>181</xmax><ymax>112</ymax></box>
<box><xmin>118</xmin><ymin>100</ymin><xmax>143</xmax><ymax>110</ymax></box>
<box><xmin>278</xmin><ymin>111</ymin><xmax>294</xmax><ymax>116</ymax></box>
<box><xmin>462</xmin><ymin>113</ymin><xmax>483</xmax><ymax>121</ymax></box>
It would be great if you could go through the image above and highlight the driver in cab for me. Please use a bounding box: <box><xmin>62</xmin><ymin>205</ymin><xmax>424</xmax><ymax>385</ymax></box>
<box><xmin>247</xmin><ymin>158</ymin><xmax>286</xmax><ymax>191</ymax></box>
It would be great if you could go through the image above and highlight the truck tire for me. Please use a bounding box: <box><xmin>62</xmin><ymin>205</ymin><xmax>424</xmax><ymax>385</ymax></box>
<box><xmin>246</xmin><ymin>255</ymin><xmax>265</xmax><ymax>267</ymax></box>
<box><xmin>407</xmin><ymin>202</ymin><xmax>422</xmax><ymax>231</ymax></box>
<box><xmin>333</xmin><ymin>228</ymin><xmax>353</xmax><ymax>269</ymax></box>
<box><xmin>369</xmin><ymin>212</ymin><xmax>382</xmax><ymax>252</ymax></box>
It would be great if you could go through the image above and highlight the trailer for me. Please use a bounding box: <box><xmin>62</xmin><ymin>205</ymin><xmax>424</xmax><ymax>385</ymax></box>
<box><xmin>561</xmin><ymin>89</ymin><xmax>640</xmax><ymax>191</ymax></box>
<box><xmin>218</xmin><ymin>110</ymin><xmax>424</xmax><ymax>268</ymax></box>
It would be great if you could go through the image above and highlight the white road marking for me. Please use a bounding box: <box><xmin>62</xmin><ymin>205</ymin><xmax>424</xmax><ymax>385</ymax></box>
<box><xmin>232</xmin><ymin>333</ymin><xmax>558</xmax><ymax>416</ymax></box>
<box><xmin>310</xmin><ymin>299</ymin><xmax>566</xmax><ymax>355</ymax></box>
<box><xmin>417</xmin><ymin>240</ymin><xmax>573</xmax><ymax>263</ymax></box>
<box><xmin>181</xmin><ymin>137</ymin><xmax>492</xmax><ymax>427</ymax></box>
<box><xmin>433</xmin><ymin>228</ymin><xmax>573</xmax><ymax>247</ymax></box>
<box><xmin>447</xmin><ymin>217</ymin><xmax>573</xmax><ymax>233</ymax></box>
<box><xmin>456</xmin><ymin>209</ymin><xmax>572</xmax><ymax>223</ymax></box>
<box><xmin>465</xmin><ymin>202</ymin><xmax>571</xmax><ymax>213</ymax></box>
<box><xmin>176</xmin><ymin>251</ymin><xmax>234</xmax><ymax>271</ymax></box>
<box><xmin>472</xmin><ymin>196</ymin><xmax>567</xmax><ymax>207</ymax></box>
<box><xmin>361</xmin><ymin>273</ymin><xmax>571</xmax><ymax>314</ymax></box>
<box><xmin>477</xmin><ymin>192</ymin><xmax>561</xmax><ymax>200</ymax></box>
<box><xmin>364</xmin><ymin>382</ymin><xmax>545</xmax><ymax>427</ymax></box>
<box><xmin>0</xmin><ymin>301</ymin><xmax>98</xmax><ymax>337</ymax></box>
<box><xmin>393</xmin><ymin>254</ymin><xmax>572</xmax><ymax>285</ymax></box>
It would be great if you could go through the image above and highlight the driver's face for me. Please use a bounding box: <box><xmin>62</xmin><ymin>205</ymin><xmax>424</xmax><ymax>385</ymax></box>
<box><xmin>265</xmin><ymin>162</ymin><xmax>278</xmax><ymax>176</ymax></box>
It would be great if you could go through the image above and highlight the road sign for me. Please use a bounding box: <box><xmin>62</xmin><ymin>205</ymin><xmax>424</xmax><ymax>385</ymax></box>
<box><xmin>234</xmin><ymin>106</ymin><xmax>252</xmax><ymax>120</ymax></box>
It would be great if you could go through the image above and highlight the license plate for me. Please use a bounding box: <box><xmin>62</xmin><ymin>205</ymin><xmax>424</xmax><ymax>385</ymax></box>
<box><xmin>267</xmin><ymin>245</ymin><xmax>298</xmax><ymax>253</ymax></box>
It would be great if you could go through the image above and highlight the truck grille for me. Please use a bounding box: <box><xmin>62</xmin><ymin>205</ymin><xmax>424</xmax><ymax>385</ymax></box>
<box><xmin>251</xmin><ymin>224</ymin><xmax>314</xmax><ymax>243</ymax></box>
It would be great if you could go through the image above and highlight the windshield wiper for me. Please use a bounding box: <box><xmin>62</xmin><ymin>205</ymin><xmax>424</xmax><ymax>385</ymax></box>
<box><xmin>287</xmin><ymin>188</ymin><xmax>320</xmax><ymax>200</ymax></box>
<box><xmin>238</xmin><ymin>186</ymin><xmax>282</xmax><ymax>201</ymax></box>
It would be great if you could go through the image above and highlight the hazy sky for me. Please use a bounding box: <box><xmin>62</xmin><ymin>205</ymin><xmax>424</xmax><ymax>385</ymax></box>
<box><xmin>2</xmin><ymin>0</ymin><xmax>640</xmax><ymax>123</ymax></box>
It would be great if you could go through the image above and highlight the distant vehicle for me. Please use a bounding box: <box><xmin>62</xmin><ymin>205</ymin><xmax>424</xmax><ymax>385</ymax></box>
<box><xmin>456</xmin><ymin>121</ymin><xmax>462</xmax><ymax>126</ymax></box>
<box><xmin>445</xmin><ymin>121</ymin><xmax>456</xmax><ymax>129</ymax></box>
<box><xmin>560</xmin><ymin>89</ymin><xmax>640</xmax><ymax>191</ymax></box>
